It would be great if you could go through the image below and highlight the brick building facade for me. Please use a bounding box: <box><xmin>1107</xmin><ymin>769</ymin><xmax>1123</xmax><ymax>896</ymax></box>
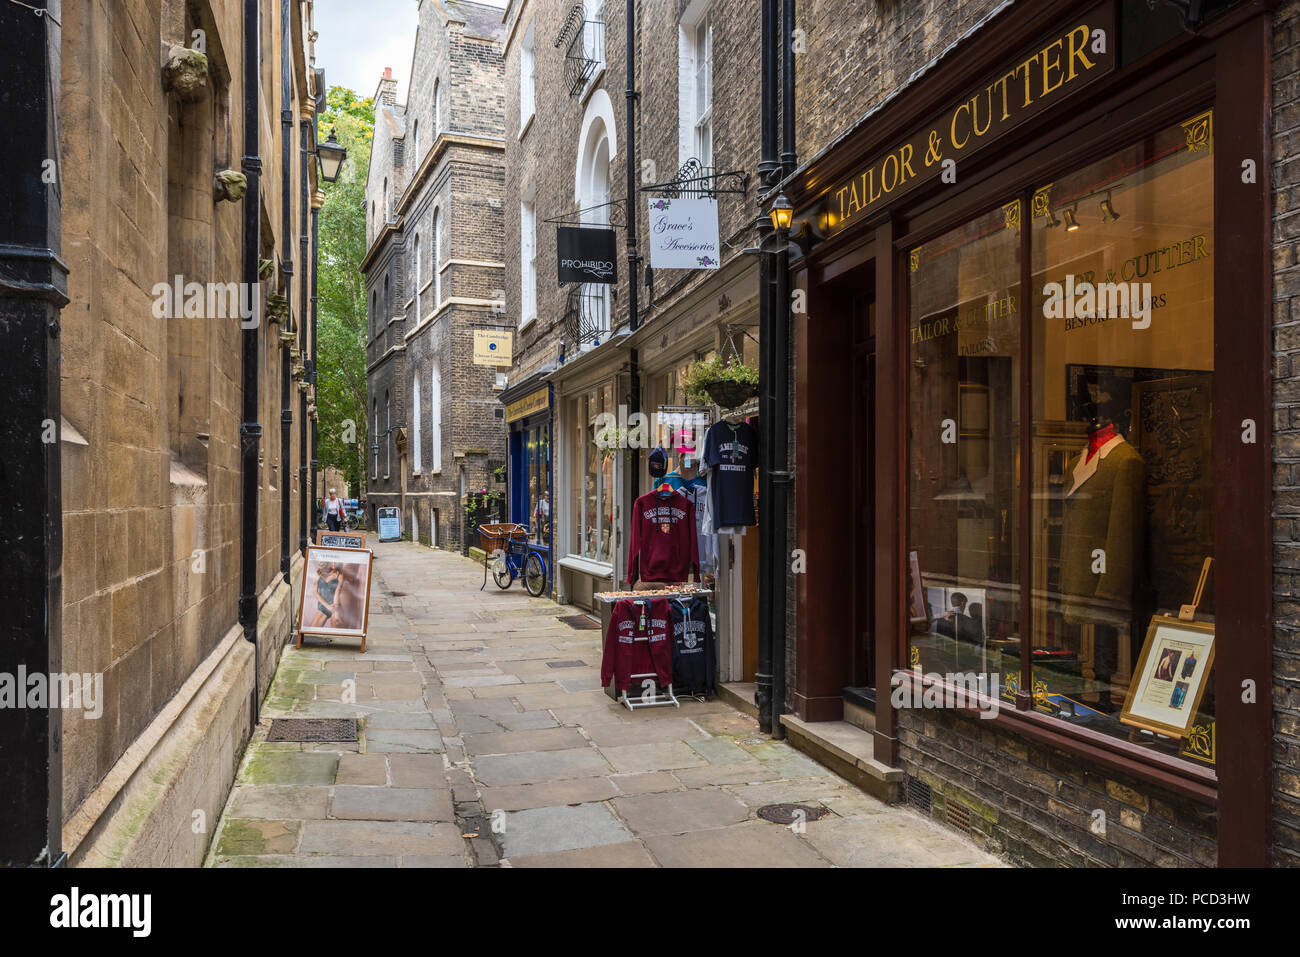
<box><xmin>494</xmin><ymin>0</ymin><xmax>1297</xmax><ymax>868</ymax></box>
<box><xmin>3</xmin><ymin>0</ymin><xmax>323</xmax><ymax>866</ymax></box>
<box><xmin>362</xmin><ymin>0</ymin><xmax>509</xmax><ymax>550</ymax></box>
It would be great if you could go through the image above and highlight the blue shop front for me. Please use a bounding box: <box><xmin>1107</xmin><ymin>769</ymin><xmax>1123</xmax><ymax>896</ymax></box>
<box><xmin>502</xmin><ymin>377</ymin><xmax>554</xmax><ymax>584</ymax></box>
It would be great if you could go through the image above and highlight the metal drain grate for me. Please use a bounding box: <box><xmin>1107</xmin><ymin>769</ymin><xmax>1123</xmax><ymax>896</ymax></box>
<box><xmin>557</xmin><ymin>614</ymin><xmax>600</xmax><ymax>630</ymax></box>
<box><xmin>907</xmin><ymin>777</ymin><xmax>933</xmax><ymax>814</ymax></box>
<box><xmin>267</xmin><ymin>718</ymin><xmax>358</xmax><ymax>742</ymax></box>
<box><xmin>546</xmin><ymin>660</ymin><xmax>587</xmax><ymax>668</ymax></box>
<box><xmin>944</xmin><ymin>801</ymin><xmax>972</xmax><ymax>834</ymax></box>
<box><xmin>755</xmin><ymin>803</ymin><xmax>830</xmax><ymax>826</ymax></box>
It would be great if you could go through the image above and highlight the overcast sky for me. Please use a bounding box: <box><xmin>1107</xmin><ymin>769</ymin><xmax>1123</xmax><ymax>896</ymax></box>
<box><xmin>314</xmin><ymin>0</ymin><xmax>506</xmax><ymax>103</ymax></box>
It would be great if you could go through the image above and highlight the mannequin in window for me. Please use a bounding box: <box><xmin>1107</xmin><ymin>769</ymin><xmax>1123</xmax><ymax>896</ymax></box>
<box><xmin>1059</xmin><ymin>387</ymin><xmax>1145</xmax><ymax>710</ymax></box>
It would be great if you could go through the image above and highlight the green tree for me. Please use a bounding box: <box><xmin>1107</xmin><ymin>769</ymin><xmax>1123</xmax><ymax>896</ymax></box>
<box><xmin>316</xmin><ymin>87</ymin><xmax>374</xmax><ymax>496</ymax></box>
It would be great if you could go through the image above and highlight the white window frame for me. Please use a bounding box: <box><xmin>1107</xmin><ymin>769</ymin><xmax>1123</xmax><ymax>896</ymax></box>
<box><xmin>372</xmin><ymin>402</ymin><xmax>379</xmax><ymax>479</ymax></box>
<box><xmin>385</xmin><ymin>393</ymin><xmax>391</xmax><ymax>478</ymax></box>
<box><xmin>414</xmin><ymin>232</ymin><xmax>421</xmax><ymax>325</ymax></box>
<box><xmin>412</xmin><ymin>369</ymin><xmax>422</xmax><ymax>473</ymax></box>
<box><xmin>432</xmin><ymin>208</ymin><xmax>442</xmax><ymax>308</ymax></box>
<box><xmin>520</xmin><ymin>198</ymin><xmax>537</xmax><ymax>326</ymax></box>
<box><xmin>580</xmin><ymin>127</ymin><xmax>612</xmax><ymax>343</ymax></box>
<box><xmin>520</xmin><ymin>21</ymin><xmax>536</xmax><ymax>133</ymax></box>
<box><xmin>586</xmin><ymin>2</ymin><xmax>606</xmax><ymax>78</ymax></box>
<box><xmin>430</xmin><ymin>361</ymin><xmax>443</xmax><ymax>474</ymax></box>
<box><xmin>679</xmin><ymin>2</ymin><xmax>713</xmax><ymax>169</ymax></box>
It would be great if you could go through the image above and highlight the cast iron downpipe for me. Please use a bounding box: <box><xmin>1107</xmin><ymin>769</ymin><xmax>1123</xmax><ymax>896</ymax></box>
<box><xmin>0</xmin><ymin>0</ymin><xmax>66</xmax><ymax>867</ymax></box>
<box><xmin>626</xmin><ymin>0</ymin><xmax>641</xmax><ymax>499</ymax></box>
<box><xmin>279</xmin><ymin>0</ymin><xmax>294</xmax><ymax>584</ymax></box>
<box><xmin>299</xmin><ymin>52</ymin><xmax>311</xmax><ymax>555</ymax></box>
<box><xmin>239</xmin><ymin>0</ymin><xmax>264</xmax><ymax>723</ymax></box>
<box><xmin>769</xmin><ymin>0</ymin><xmax>797</xmax><ymax>738</ymax></box>
<box><xmin>754</xmin><ymin>0</ymin><xmax>780</xmax><ymax>735</ymax></box>
<box><xmin>310</xmin><ymin>67</ymin><xmax>325</xmax><ymax>545</ymax></box>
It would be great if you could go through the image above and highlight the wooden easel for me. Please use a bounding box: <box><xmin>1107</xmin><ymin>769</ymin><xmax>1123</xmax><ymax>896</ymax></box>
<box><xmin>1178</xmin><ymin>558</ymin><xmax>1213</xmax><ymax>621</ymax></box>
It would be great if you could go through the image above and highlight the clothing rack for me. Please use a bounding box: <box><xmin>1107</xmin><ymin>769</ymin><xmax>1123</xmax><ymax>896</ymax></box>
<box><xmin>596</xmin><ymin>589</ymin><xmax>713</xmax><ymax>710</ymax></box>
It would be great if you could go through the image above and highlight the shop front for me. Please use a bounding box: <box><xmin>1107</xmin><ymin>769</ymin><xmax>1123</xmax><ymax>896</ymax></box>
<box><xmin>502</xmin><ymin>376</ymin><xmax>554</xmax><ymax>583</ymax></box>
<box><xmin>785</xmin><ymin>0</ymin><xmax>1271</xmax><ymax>865</ymax></box>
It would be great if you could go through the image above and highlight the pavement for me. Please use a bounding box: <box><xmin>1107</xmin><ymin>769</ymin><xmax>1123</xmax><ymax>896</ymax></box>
<box><xmin>205</xmin><ymin>541</ymin><xmax>1002</xmax><ymax>868</ymax></box>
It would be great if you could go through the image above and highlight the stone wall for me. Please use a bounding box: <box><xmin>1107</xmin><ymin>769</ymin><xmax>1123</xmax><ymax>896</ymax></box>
<box><xmin>58</xmin><ymin>0</ymin><xmax>314</xmax><ymax>865</ymax></box>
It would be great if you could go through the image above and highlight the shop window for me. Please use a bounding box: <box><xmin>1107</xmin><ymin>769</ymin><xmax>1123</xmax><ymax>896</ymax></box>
<box><xmin>571</xmin><ymin>384</ymin><xmax>616</xmax><ymax>563</ymax></box>
<box><xmin>528</xmin><ymin>424</ymin><xmax>550</xmax><ymax>544</ymax></box>
<box><xmin>906</xmin><ymin>113</ymin><xmax>1217</xmax><ymax>770</ymax></box>
<box><xmin>907</xmin><ymin>203</ymin><xmax>1023</xmax><ymax>692</ymax></box>
<box><xmin>1029</xmin><ymin>114</ymin><xmax>1215</xmax><ymax>766</ymax></box>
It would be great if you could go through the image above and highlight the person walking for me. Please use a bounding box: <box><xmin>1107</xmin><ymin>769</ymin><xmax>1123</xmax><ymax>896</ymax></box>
<box><xmin>323</xmin><ymin>488</ymin><xmax>348</xmax><ymax>531</ymax></box>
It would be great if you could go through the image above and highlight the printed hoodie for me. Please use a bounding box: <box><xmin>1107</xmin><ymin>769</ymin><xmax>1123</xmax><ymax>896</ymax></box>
<box><xmin>601</xmin><ymin>598</ymin><xmax>674</xmax><ymax>692</ymax></box>
<box><xmin>671</xmin><ymin>596</ymin><xmax>716</xmax><ymax>695</ymax></box>
<box><xmin>628</xmin><ymin>488</ymin><xmax>700</xmax><ymax>584</ymax></box>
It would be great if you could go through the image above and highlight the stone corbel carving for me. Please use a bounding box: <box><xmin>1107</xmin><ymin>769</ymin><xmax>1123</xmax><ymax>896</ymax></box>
<box><xmin>163</xmin><ymin>45</ymin><xmax>209</xmax><ymax>101</ymax></box>
<box><xmin>215</xmin><ymin>169</ymin><xmax>247</xmax><ymax>203</ymax></box>
<box><xmin>266</xmin><ymin>293</ymin><xmax>289</xmax><ymax>326</ymax></box>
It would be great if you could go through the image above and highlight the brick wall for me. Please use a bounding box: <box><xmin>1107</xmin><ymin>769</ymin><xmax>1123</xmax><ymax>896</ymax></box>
<box><xmin>365</xmin><ymin>0</ymin><xmax>508</xmax><ymax>546</ymax></box>
<box><xmin>1273</xmin><ymin>0</ymin><xmax>1300</xmax><ymax>868</ymax></box>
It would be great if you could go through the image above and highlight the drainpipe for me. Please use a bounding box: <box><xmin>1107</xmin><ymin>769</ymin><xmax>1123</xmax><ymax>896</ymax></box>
<box><xmin>625</xmin><ymin>0</ymin><xmax>641</xmax><ymax>499</ymax></box>
<box><xmin>769</xmin><ymin>0</ymin><xmax>797</xmax><ymax>739</ymax></box>
<box><xmin>0</xmin><ymin>0</ymin><xmax>66</xmax><ymax>868</ymax></box>
<box><xmin>279</xmin><ymin>0</ymin><xmax>294</xmax><ymax>584</ymax></box>
<box><xmin>310</xmin><ymin>67</ymin><xmax>325</xmax><ymax>544</ymax></box>
<box><xmin>299</xmin><ymin>45</ymin><xmax>311</xmax><ymax>555</ymax></box>
<box><xmin>239</xmin><ymin>0</ymin><xmax>264</xmax><ymax>722</ymax></box>
<box><xmin>754</xmin><ymin>0</ymin><xmax>780</xmax><ymax>735</ymax></box>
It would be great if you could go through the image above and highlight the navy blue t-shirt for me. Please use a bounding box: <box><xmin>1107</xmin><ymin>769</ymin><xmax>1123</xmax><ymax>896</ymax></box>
<box><xmin>703</xmin><ymin>421</ymin><xmax>759</xmax><ymax>527</ymax></box>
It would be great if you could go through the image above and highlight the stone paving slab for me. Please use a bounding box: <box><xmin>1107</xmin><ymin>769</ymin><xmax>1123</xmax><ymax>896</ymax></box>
<box><xmin>206</xmin><ymin>542</ymin><xmax>1003</xmax><ymax>870</ymax></box>
<box><xmin>499</xmin><ymin>803</ymin><xmax>632</xmax><ymax>859</ymax></box>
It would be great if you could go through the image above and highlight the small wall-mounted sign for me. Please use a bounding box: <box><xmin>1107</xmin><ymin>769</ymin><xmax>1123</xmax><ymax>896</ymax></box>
<box><xmin>473</xmin><ymin>329</ymin><xmax>513</xmax><ymax>367</ymax></box>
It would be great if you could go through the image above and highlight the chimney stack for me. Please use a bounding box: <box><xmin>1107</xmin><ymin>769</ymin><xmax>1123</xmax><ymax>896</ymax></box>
<box><xmin>375</xmin><ymin>66</ymin><xmax>397</xmax><ymax>108</ymax></box>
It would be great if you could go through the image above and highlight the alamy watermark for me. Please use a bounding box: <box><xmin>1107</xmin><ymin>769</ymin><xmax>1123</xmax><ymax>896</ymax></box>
<box><xmin>890</xmin><ymin>668</ymin><xmax>1001</xmax><ymax>719</ymax></box>
<box><xmin>1</xmin><ymin>668</ymin><xmax>104</xmax><ymax>719</ymax></box>
<box><xmin>151</xmin><ymin>275</ymin><xmax>260</xmax><ymax>328</ymax></box>
<box><xmin>1042</xmin><ymin>275</ymin><xmax>1154</xmax><ymax>330</ymax></box>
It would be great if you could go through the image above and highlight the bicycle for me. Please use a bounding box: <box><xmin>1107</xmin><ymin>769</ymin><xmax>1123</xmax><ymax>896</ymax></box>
<box><xmin>478</xmin><ymin>523</ymin><xmax>548</xmax><ymax>597</ymax></box>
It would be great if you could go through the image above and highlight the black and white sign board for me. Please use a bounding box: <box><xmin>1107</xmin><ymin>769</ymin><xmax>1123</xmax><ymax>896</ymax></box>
<box><xmin>557</xmin><ymin>226</ymin><xmax>618</xmax><ymax>285</ymax></box>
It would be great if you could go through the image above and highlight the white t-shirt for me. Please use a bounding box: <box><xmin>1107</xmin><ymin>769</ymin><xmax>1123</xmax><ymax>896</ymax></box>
<box><xmin>325</xmin><ymin>497</ymin><xmax>343</xmax><ymax>517</ymax></box>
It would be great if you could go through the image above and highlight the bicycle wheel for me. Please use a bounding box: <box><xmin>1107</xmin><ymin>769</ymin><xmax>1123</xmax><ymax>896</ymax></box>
<box><xmin>524</xmin><ymin>552</ymin><xmax>547</xmax><ymax>597</ymax></box>
<box><xmin>491</xmin><ymin>557</ymin><xmax>513</xmax><ymax>589</ymax></box>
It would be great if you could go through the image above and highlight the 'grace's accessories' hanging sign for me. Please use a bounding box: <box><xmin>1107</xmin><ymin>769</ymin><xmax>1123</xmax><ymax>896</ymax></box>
<box><xmin>648</xmin><ymin>198</ymin><xmax>720</xmax><ymax>270</ymax></box>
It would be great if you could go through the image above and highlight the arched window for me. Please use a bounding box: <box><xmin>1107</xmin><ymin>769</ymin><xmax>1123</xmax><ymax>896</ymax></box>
<box><xmin>430</xmin><ymin>361</ymin><xmax>442</xmax><ymax>474</ymax></box>
<box><xmin>577</xmin><ymin>94</ymin><xmax>616</xmax><ymax>343</ymax></box>
<box><xmin>434</xmin><ymin>79</ymin><xmax>443</xmax><ymax>136</ymax></box>
<box><xmin>372</xmin><ymin>399</ymin><xmax>379</xmax><ymax>479</ymax></box>
<box><xmin>383</xmin><ymin>177</ymin><xmax>389</xmax><ymax>221</ymax></box>
<box><xmin>370</xmin><ymin>289</ymin><xmax>377</xmax><ymax>336</ymax></box>
<box><xmin>414</xmin><ymin>233</ymin><xmax>422</xmax><ymax>324</ymax></box>
<box><xmin>385</xmin><ymin>390</ymin><xmax>391</xmax><ymax>478</ymax></box>
<box><xmin>412</xmin><ymin>369</ymin><xmax>422</xmax><ymax>473</ymax></box>
<box><xmin>432</xmin><ymin>209</ymin><xmax>442</xmax><ymax>308</ymax></box>
<box><xmin>412</xmin><ymin>119</ymin><xmax>420</xmax><ymax>167</ymax></box>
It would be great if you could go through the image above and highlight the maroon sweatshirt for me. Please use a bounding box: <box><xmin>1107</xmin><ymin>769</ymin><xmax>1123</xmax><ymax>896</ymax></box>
<box><xmin>601</xmin><ymin>598</ymin><xmax>674</xmax><ymax>692</ymax></box>
<box><xmin>627</xmin><ymin>489</ymin><xmax>700</xmax><ymax>585</ymax></box>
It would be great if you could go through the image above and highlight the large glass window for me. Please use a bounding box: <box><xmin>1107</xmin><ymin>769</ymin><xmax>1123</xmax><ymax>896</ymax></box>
<box><xmin>527</xmin><ymin>424</ymin><xmax>550</xmax><ymax>545</ymax></box>
<box><xmin>905</xmin><ymin>112</ymin><xmax>1216</xmax><ymax>769</ymax></box>
<box><xmin>573</xmin><ymin>384</ymin><xmax>617</xmax><ymax>563</ymax></box>
<box><xmin>1029</xmin><ymin>114</ymin><xmax>1214</xmax><ymax>766</ymax></box>
<box><xmin>908</xmin><ymin>203</ymin><xmax>1023</xmax><ymax>684</ymax></box>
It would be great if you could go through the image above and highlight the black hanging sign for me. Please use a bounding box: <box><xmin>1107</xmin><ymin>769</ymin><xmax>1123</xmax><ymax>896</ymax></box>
<box><xmin>557</xmin><ymin>226</ymin><xmax>618</xmax><ymax>285</ymax></box>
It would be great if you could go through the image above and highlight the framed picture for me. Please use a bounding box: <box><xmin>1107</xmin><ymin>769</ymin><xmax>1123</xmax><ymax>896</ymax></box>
<box><xmin>316</xmin><ymin>529</ymin><xmax>367</xmax><ymax>549</ymax></box>
<box><xmin>1120</xmin><ymin>615</ymin><xmax>1215</xmax><ymax>738</ymax></box>
<box><xmin>297</xmin><ymin>545</ymin><xmax>375</xmax><ymax>649</ymax></box>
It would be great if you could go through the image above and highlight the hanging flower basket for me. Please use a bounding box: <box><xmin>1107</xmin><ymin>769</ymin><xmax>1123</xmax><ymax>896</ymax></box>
<box><xmin>682</xmin><ymin>354</ymin><xmax>759</xmax><ymax>409</ymax></box>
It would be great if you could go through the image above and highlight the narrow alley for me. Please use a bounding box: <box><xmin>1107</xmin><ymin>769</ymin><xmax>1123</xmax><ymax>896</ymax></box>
<box><xmin>206</xmin><ymin>543</ymin><xmax>1000</xmax><ymax>868</ymax></box>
